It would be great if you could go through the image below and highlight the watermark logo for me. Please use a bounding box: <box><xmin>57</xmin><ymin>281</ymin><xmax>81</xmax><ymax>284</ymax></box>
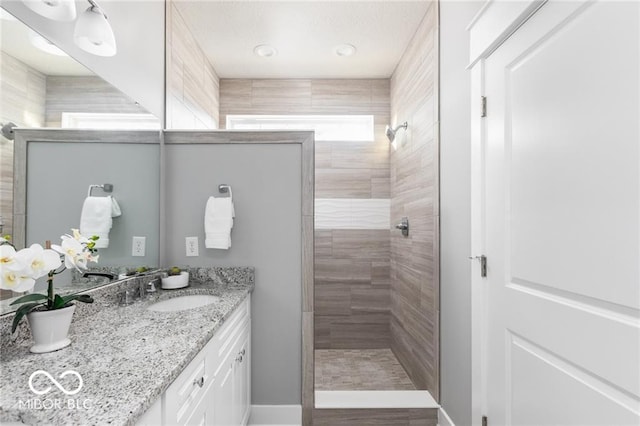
<box><xmin>29</xmin><ymin>370</ymin><xmax>83</xmax><ymax>396</ymax></box>
<box><xmin>18</xmin><ymin>370</ymin><xmax>92</xmax><ymax>411</ymax></box>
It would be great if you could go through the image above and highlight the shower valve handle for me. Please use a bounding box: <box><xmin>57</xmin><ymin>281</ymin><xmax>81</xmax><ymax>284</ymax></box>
<box><xmin>395</xmin><ymin>217</ymin><xmax>409</xmax><ymax>236</ymax></box>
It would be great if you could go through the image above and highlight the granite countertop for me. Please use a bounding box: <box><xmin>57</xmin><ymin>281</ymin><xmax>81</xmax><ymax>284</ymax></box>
<box><xmin>0</xmin><ymin>267</ymin><xmax>254</xmax><ymax>425</ymax></box>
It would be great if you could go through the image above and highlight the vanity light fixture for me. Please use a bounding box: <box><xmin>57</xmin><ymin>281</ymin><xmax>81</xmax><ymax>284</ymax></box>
<box><xmin>21</xmin><ymin>0</ymin><xmax>76</xmax><ymax>21</ymax></box>
<box><xmin>335</xmin><ymin>44</ymin><xmax>356</xmax><ymax>57</ymax></box>
<box><xmin>74</xmin><ymin>0</ymin><xmax>117</xmax><ymax>57</ymax></box>
<box><xmin>253</xmin><ymin>44</ymin><xmax>277</xmax><ymax>58</ymax></box>
<box><xmin>28</xmin><ymin>30</ymin><xmax>68</xmax><ymax>56</ymax></box>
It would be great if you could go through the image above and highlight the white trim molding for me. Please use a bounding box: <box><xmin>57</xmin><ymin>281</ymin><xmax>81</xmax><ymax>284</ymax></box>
<box><xmin>467</xmin><ymin>0</ymin><xmax>547</xmax><ymax>67</ymax></box>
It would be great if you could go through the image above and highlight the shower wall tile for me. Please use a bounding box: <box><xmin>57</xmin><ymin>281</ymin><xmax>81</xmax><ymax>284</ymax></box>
<box><xmin>316</xmin><ymin>169</ymin><xmax>373</xmax><ymax>198</ymax></box>
<box><xmin>220</xmin><ymin>78</ymin><xmax>391</xmax><ymax>202</ymax></box>
<box><xmin>315</xmin><ymin>199</ymin><xmax>390</xmax><ymax>230</ymax></box>
<box><xmin>166</xmin><ymin>2</ymin><xmax>219</xmax><ymax>130</ymax></box>
<box><xmin>315</xmin><ymin>230</ymin><xmax>391</xmax><ymax>349</ymax></box>
<box><xmin>0</xmin><ymin>52</ymin><xmax>46</xmax><ymax>240</ymax></box>
<box><xmin>219</xmin><ymin>78</ymin><xmax>392</xmax><ymax>350</ymax></box>
<box><xmin>389</xmin><ymin>2</ymin><xmax>440</xmax><ymax>398</ymax></box>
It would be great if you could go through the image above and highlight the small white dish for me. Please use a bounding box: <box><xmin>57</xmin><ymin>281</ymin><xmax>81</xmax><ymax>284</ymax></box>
<box><xmin>161</xmin><ymin>271</ymin><xmax>189</xmax><ymax>289</ymax></box>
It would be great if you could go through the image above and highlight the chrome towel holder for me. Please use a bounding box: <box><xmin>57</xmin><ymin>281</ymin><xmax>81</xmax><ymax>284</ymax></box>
<box><xmin>218</xmin><ymin>184</ymin><xmax>231</xmax><ymax>195</ymax></box>
<box><xmin>88</xmin><ymin>183</ymin><xmax>113</xmax><ymax>197</ymax></box>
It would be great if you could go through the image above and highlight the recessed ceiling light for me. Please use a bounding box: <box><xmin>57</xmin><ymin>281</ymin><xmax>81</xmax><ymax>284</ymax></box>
<box><xmin>335</xmin><ymin>44</ymin><xmax>356</xmax><ymax>57</ymax></box>
<box><xmin>254</xmin><ymin>44</ymin><xmax>277</xmax><ymax>58</ymax></box>
<box><xmin>28</xmin><ymin>30</ymin><xmax>68</xmax><ymax>56</ymax></box>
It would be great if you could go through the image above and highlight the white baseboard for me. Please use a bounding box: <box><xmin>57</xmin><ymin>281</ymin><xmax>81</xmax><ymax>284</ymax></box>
<box><xmin>248</xmin><ymin>405</ymin><xmax>302</xmax><ymax>426</ymax></box>
<box><xmin>438</xmin><ymin>406</ymin><xmax>455</xmax><ymax>426</ymax></box>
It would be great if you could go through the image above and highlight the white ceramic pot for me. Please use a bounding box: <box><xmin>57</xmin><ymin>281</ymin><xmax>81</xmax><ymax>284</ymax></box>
<box><xmin>161</xmin><ymin>271</ymin><xmax>189</xmax><ymax>289</ymax></box>
<box><xmin>26</xmin><ymin>304</ymin><xmax>75</xmax><ymax>353</ymax></box>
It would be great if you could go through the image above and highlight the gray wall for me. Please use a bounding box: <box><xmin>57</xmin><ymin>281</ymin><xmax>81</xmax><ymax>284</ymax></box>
<box><xmin>440</xmin><ymin>2</ymin><xmax>482</xmax><ymax>425</ymax></box>
<box><xmin>27</xmin><ymin>142</ymin><xmax>160</xmax><ymax>272</ymax></box>
<box><xmin>163</xmin><ymin>143</ymin><xmax>302</xmax><ymax>405</ymax></box>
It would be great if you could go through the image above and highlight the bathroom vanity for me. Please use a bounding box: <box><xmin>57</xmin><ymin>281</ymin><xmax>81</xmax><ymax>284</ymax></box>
<box><xmin>139</xmin><ymin>296</ymin><xmax>251</xmax><ymax>425</ymax></box>
<box><xmin>0</xmin><ymin>268</ymin><xmax>254</xmax><ymax>426</ymax></box>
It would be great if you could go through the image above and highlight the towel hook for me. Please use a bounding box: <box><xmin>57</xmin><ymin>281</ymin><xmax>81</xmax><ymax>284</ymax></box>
<box><xmin>88</xmin><ymin>183</ymin><xmax>114</xmax><ymax>197</ymax></box>
<box><xmin>218</xmin><ymin>184</ymin><xmax>230</xmax><ymax>194</ymax></box>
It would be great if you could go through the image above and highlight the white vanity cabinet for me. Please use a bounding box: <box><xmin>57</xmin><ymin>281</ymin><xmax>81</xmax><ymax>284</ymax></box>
<box><xmin>137</xmin><ymin>296</ymin><xmax>251</xmax><ymax>426</ymax></box>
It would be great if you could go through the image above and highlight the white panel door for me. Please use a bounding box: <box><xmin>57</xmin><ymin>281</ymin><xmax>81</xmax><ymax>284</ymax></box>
<box><xmin>483</xmin><ymin>1</ymin><xmax>640</xmax><ymax>425</ymax></box>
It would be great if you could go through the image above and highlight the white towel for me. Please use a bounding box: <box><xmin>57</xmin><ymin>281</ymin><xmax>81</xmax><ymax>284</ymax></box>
<box><xmin>80</xmin><ymin>196</ymin><xmax>121</xmax><ymax>248</ymax></box>
<box><xmin>204</xmin><ymin>196</ymin><xmax>234</xmax><ymax>249</ymax></box>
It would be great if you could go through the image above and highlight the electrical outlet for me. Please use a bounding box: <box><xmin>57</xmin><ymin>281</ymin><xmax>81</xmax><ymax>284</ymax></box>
<box><xmin>185</xmin><ymin>237</ymin><xmax>199</xmax><ymax>257</ymax></box>
<box><xmin>132</xmin><ymin>236</ymin><xmax>146</xmax><ymax>257</ymax></box>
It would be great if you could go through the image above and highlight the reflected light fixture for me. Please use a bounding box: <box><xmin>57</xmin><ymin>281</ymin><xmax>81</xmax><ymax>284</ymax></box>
<box><xmin>28</xmin><ymin>30</ymin><xmax>68</xmax><ymax>56</ymax></box>
<box><xmin>21</xmin><ymin>0</ymin><xmax>76</xmax><ymax>21</ymax></box>
<box><xmin>74</xmin><ymin>0</ymin><xmax>117</xmax><ymax>57</ymax></box>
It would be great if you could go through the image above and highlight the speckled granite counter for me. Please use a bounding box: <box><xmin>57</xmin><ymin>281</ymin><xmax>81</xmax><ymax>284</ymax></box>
<box><xmin>0</xmin><ymin>267</ymin><xmax>254</xmax><ymax>425</ymax></box>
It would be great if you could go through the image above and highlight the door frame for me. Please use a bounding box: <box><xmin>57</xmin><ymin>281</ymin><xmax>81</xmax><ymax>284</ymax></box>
<box><xmin>467</xmin><ymin>2</ymin><xmax>547</xmax><ymax>425</ymax></box>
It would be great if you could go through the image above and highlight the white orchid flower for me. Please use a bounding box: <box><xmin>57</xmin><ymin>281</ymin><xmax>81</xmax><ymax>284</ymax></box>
<box><xmin>0</xmin><ymin>267</ymin><xmax>35</xmax><ymax>292</ymax></box>
<box><xmin>0</xmin><ymin>245</ymin><xmax>25</xmax><ymax>272</ymax></box>
<box><xmin>52</xmin><ymin>235</ymin><xmax>88</xmax><ymax>271</ymax></box>
<box><xmin>16</xmin><ymin>244</ymin><xmax>62</xmax><ymax>279</ymax></box>
<box><xmin>71</xmin><ymin>228</ymin><xmax>90</xmax><ymax>244</ymax></box>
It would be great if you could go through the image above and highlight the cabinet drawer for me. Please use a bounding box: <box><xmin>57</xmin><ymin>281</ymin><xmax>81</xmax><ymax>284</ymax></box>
<box><xmin>209</xmin><ymin>298</ymin><xmax>250</xmax><ymax>366</ymax></box>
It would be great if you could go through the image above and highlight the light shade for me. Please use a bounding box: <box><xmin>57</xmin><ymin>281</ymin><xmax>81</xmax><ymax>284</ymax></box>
<box><xmin>22</xmin><ymin>0</ymin><xmax>76</xmax><ymax>21</ymax></box>
<box><xmin>74</xmin><ymin>6</ymin><xmax>117</xmax><ymax>57</ymax></box>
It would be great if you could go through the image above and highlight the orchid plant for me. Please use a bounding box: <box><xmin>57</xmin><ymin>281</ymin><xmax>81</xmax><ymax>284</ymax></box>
<box><xmin>0</xmin><ymin>229</ymin><xmax>99</xmax><ymax>333</ymax></box>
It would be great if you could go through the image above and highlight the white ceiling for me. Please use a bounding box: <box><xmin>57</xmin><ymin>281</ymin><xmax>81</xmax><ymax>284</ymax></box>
<box><xmin>174</xmin><ymin>1</ymin><xmax>431</xmax><ymax>79</ymax></box>
<box><xmin>0</xmin><ymin>8</ymin><xmax>92</xmax><ymax>76</ymax></box>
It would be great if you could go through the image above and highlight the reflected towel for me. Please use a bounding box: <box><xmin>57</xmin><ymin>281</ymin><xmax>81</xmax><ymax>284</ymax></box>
<box><xmin>80</xmin><ymin>196</ymin><xmax>120</xmax><ymax>248</ymax></box>
<box><xmin>204</xmin><ymin>196</ymin><xmax>234</xmax><ymax>249</ymax></box>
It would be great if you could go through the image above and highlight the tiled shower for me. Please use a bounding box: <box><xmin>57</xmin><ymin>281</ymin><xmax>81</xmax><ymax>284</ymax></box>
<box><xmin>218</xmin><ymin>2</ymin><xmax>438</xmax><ymax>405</ymax></box>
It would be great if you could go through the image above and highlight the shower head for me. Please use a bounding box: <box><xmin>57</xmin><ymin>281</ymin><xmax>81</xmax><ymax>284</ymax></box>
<box><xmin>385</xmin><ymin>121</ymin><xmax>408</xmax><ymax>142</ymax></box>
<box><xmin>1</xmin><ymin>122</ymin><xmax>16</xmax><ymax>141</ymax></box>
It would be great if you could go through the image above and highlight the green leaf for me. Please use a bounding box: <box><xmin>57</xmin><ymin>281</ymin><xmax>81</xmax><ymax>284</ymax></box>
<box><xmin>60</xmin><ymin>294</ymin><xmax>94</xmax><ymax>306</ymax></box>
<box><xmin>52</xmin><ymin>294</ymin><xmax>66</xmax><ymax>309</ymax></box>
<box><xmin>11</xmin><ymin>302</ymin><xmax>40</xmax><ymax>333</ymax></box>
<box><xmin>10</xmin><ymin>293</ymin><xmax>48</xmax><ymax>306</ymax></box>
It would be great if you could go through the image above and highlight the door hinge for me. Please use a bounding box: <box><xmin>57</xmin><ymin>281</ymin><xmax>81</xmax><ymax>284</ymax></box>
<box><xmin>481</xmin><ymin>96</ymin><xmax>487</xmax><ymax>117</ymax></box>
<box><xmin>482</xmin><ymin>415</ymin><xmax>488</xmax><ymax>426</ymax></box>
<box><xmin>469</xmin><ymin>255</ymin><xmax>487</xmax><ymax>278</ymax></box>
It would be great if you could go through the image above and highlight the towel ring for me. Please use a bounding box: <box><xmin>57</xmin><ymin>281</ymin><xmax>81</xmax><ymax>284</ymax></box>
<box><xmin>88</xmin><ymin>183</ymin><xmax>113</xmax><ymax>197</ymax></box>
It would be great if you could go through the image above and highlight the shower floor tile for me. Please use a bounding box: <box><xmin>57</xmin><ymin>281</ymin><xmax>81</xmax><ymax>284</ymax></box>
<box><xmin>315</xmin><ymin>349</ymin><xmax>416</xmax><ymax>391</ymax></box>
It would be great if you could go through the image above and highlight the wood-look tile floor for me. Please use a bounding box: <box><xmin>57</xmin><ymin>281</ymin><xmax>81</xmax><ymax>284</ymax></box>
<box><xmin>315</xmin><ymin>349</ymin><xmax>416</xmax><ymax>391</ymax></box>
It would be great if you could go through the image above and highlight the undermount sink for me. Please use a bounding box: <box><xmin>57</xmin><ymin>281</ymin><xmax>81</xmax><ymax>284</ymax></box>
<box><xmin>147</xmin><ymin>295</ymin><xmax>221</xmax><ymax>312</ymax></box>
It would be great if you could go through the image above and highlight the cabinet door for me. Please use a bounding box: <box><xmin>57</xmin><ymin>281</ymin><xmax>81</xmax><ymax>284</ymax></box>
<box><xmin>213</xmin><ymin>355</ymin><xmax>235</xmax><ymax>426</ymax></box>
<box><xmin>233</xmin><ymin>331</ymin><xmax>250</xmax><ymax>425</ymax></box>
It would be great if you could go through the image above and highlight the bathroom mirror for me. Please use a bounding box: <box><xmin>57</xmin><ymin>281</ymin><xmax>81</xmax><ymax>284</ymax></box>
<box><xmin>0</xmin><ymin>7</ymin><xmax>163</xmax><ymax>315</ymax></box>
